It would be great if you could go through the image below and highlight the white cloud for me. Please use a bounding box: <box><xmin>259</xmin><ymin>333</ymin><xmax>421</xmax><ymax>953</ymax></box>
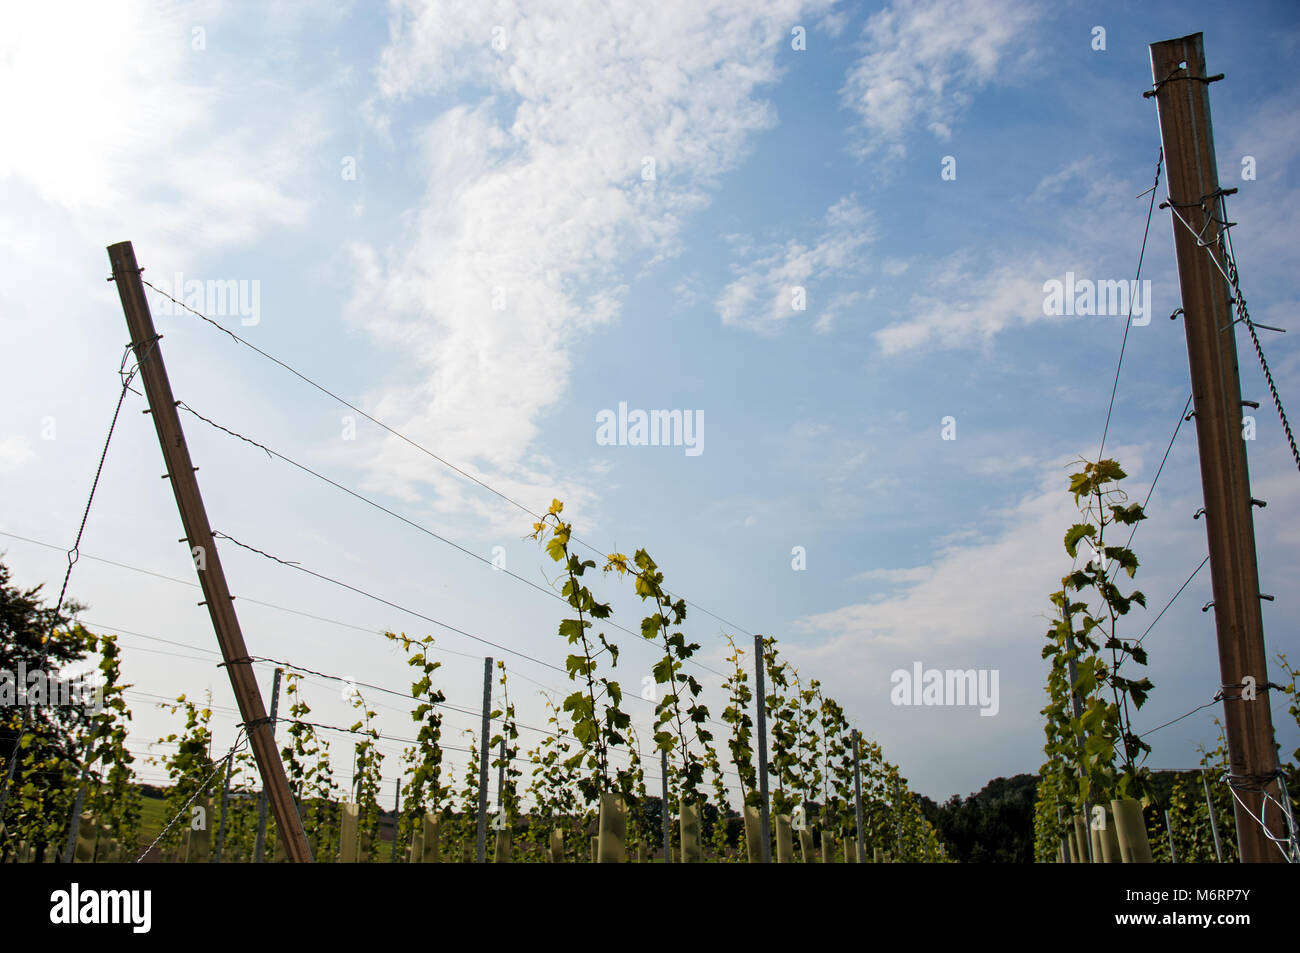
<box><xmin>873</xmin><ymin>255</ymin><xmax>1052</xmax><ymax>355</ymax></box>
<box><xmin>0</xmin><ymin>2</ymin><xmax>326</xmax><ymax>255</ymax></box>
<box><xmin>796</xmin><ymin>459</ymin><xmax>1078</xmax><ymax>654</ymax></box>
<box><xmin>716</xmin><ymin>195</ymin><xmax>874</xmax><ymax>334</ymax></box>
<box><xmin>841</xmin><ymin>0</ymin><xmax>1038</xmax><ymax>158</ymax></box>
<box><xmin>0</xmin><ymin>436</ymin><xmax>34</xmax><ymax>475</ymax></box>
<box><xmin>348</xmin><ymin>0</ymin><xmax>838</xmax><ymax>518</ymax></box>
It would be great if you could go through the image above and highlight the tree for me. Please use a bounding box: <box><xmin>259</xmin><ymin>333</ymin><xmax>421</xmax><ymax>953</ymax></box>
<box><xmin>0</xmin><ymin>557</ymin><xmax>97</xmax><ymax>860</ymax></box>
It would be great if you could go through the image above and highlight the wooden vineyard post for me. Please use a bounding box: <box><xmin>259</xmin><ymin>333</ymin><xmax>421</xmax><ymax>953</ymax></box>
<box><xmin>1148</xmin><ymin>32</ymin><xmax>1284</xmax><ymax>862</ymax></box>
<box><xmin>106</xmin><ymin>242</ymin><xmax>311</xmax><ymax>862</ymax></box>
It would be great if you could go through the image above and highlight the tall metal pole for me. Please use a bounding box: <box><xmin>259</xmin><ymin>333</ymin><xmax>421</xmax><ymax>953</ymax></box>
<box><xmin>1148</xmin><ymin>33</ymin><xmax>1284</xmax><ymax>862</ymax></box>
<box><xmin>1203</xmin><ymin>771</ymin><xmax>1224</xmax><ymax>862</ymax></box>
<box><xmin>475</xmin><ymin>656</ymin><xmax>492</xmax><ymax>863</ymax></box>
<box><xmin>390</xmin><ymin>778</ymin><xmax>402</xmax><ymax>863</ymax></box>
<box><xmin>214</xmin><ymin>755</ymin><xmax>232</xmax><ymax>862</ymax></box>
<box><xmin>106</xmin><ymin>242</ymin><xmax>311</xmax><ymax>862</ymax></box>
<box><xmin>753</xmin><ymin>634</ymin><xmax>771</xmax><ymax>863</ymax></box>
<box><xmin>851</xmin><ymin>729</ymin><xmax>865</xmax><ymax>863</ymax></box>
<box><xmin>253</xmin><ymin>667</ymin><xmax>283</xmax><ymax>863</ymax></box>
<box><xmin>1165</xmin><ymin>810</ymin><xmax>1178</xmax><ymax>863</ymax></box>
<box><xmin>61</xmin><ymin>737</ymin><xmax>95</xmax><ymax>863</ymax></box>
<box><xmin>660</xmin><ymin>749</ymin><xmax>671</xmax><ymax>863</ymax></box>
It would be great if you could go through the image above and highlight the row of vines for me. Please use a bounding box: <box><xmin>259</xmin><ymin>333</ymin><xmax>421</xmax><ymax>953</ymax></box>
<box><xmin>1031</xmin><ymin>459</ymin><xmax>1300</xmax><ymax>862</ymax></box>
<box><xmin>0</xmin><ymin>500</ymin><xmax>946</xmax><ymax>862</ymax></box>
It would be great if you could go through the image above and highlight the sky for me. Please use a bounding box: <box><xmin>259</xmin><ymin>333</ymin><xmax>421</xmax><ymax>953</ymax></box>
<box><xmin>1</xmin><ymin>0</ymin><xmax>1298</xmax><ymax>808</ymax></box>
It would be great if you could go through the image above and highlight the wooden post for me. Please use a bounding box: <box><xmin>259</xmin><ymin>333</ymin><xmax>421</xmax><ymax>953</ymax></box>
<box><xmin>106</xmin><ymin>242</ymin><xmax>310</xmax><ymax>862</ymax></box>
<box><xmin>1148</xmin><ymin>32</ymin><xmax>1284</xmax><ymax>862</ymax></box>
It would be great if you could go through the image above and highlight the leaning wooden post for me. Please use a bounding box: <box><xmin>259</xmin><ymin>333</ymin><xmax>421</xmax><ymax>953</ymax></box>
<box><xmin>106</xmin><ymin>242</ymin><xmax>310</xmax><ymax>861</ymax></box>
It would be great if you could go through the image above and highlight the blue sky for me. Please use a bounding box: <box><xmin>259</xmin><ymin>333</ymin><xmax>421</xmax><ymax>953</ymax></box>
<box><xmin>2</xmin><ymin>0</ymin><xmax>1298</xmax><ymax>805</ymax></box>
